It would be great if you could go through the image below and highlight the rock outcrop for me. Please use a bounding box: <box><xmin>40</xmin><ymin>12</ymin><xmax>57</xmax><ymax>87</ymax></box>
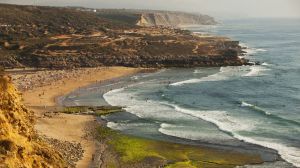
<box><xmin>0</xmin><ymin>71</ymin><xmax>66</xmax><ymax>167</ymax></box>
<box><xmin>137</xmin><ymin>11</ymin><xmax>217</xmax><ymax>27</ymax></box>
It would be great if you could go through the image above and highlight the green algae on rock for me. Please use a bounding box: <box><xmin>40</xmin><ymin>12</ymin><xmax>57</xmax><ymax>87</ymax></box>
<box><xmin>96</xmin><ymin>126</ymin><xmax>264</xmax><ymax>168</ymax></box>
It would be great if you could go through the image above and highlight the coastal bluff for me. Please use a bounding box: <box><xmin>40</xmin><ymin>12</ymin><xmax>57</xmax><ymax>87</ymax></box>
<box><xmin>137</xmin><ymin>11</ymin><xmax>217</xmax><ymax>27</ymax></box>
<box><xmin>0</xmin><ymin>71</ymin><xmax>66</xmax><ymax>167</ymax></box>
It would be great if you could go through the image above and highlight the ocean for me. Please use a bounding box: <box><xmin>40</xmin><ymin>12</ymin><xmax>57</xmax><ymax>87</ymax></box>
<box><xmin>63</xmin><ymin>19</ymin><xmax>300</xmax><ymax>167</ymax></box>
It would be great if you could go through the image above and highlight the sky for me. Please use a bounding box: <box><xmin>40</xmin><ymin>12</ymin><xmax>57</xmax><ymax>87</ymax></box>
<box><xmin>1</xmin><ymin>0</ymin><xmax>300</xmax><ymax>19</ymax></box>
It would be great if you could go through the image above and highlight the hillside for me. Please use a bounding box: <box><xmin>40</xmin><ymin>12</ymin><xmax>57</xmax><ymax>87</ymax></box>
<box><xmin>0</xmin><ymin>4</ymin><xmax>249</xmax><ymax>69</ymax></box>
<box><xmin>93</xmin><ymin>9</ymin><xmax>217</xmax><ymax>27</ymax></box>
<box><xmin>137</xmin><ymin>11</ymin><xmax>217</xmax><ymax>27</ymax></box>
<box><xmin>0</xmin><ymin>70</ymin><xmax>66</xmax><ymax>167</ymax></box>
<box><xmin>0</xmin><ymin>4</ymin><xmax>130</xmax><ymax>40</ymax></box>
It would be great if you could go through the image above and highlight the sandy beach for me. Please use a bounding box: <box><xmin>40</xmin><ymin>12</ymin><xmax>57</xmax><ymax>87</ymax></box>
<box><xmin>10</xmin><ymin>66</ymin><xmax>141</xmax><ymax>168</ymax></box>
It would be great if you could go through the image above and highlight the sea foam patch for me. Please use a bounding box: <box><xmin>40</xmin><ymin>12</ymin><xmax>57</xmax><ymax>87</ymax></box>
<box><xmin>170</xmin><ymin>66</ymin><xmax>249</xmax><ymax>86</ymax></box>
<box><xmin>104</xmin><ymin>88</ymin><xmax>193</xmax><ymax>120</ymax></box>
<box><xmin>240</xmin><ymin>42</ymin><xmax>267</xmax><ymax>55</ymax></box>
<box><xmin>158</xmin><ymin>123</ymin><xmax>235</xmax><ymax>143</ymax></box>
<box><xmin>171</xmin><ymin>104</ymin><xmax>300</xmax><ymax>167</ymax></box>
<box><xmin>243</xmin><ymin>66</ymin><xmax>270</xmax><ymax>77</ymax></box>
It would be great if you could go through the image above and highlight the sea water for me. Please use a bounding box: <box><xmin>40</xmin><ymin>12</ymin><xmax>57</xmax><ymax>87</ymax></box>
<box><xmin>66</xmin><ymin>19</ymin><xmax>300</xmax><ymax>167</ymax></box>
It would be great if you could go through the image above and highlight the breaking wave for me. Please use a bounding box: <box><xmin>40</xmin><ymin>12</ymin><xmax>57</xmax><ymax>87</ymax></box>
<box><xmin>240</xmin><ymin>43</ymin><xmax>267</xmax><ymax>55</ymax></box>
<box><xmin>243</xmin><ymin>66</ymin><xmax>270</xmax><ymax>77</ymax></box>
<box><xmin>169</xmin><ymin>104</ymin><xmax>300</xmax><ymax>167</ymax></box>
<box><xmin>170</xmin><ymin>67</ymin><xmax>233</xmax><ymax>86</ymax></box>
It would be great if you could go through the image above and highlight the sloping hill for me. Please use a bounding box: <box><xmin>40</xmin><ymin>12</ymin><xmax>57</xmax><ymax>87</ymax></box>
<box><xmin>0</xmin><ymin>3</ymin><xmax>127</xmax><ymax>40</ymax></box>
<box><xmin>0</xmin><ymin>70</ymin><xmax>66</xmax><ymax>167</ymax></box>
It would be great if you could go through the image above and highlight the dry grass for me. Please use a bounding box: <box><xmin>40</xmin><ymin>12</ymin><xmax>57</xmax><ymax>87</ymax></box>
<box><xmin>0</xmin><ymin>74</ymin><xmax>67</xmax><ymax>167</ymax></box>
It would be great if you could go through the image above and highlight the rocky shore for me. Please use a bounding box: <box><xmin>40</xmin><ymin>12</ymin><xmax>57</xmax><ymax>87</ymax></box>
<box><xmin>41</xmin><ymin>136</ymin><xmax>84</xmax><ymax>168</ymax></box>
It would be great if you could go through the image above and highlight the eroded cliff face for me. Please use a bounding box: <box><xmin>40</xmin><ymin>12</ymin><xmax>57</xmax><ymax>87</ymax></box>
<box><xmin>137</xmin><ymin>12</ymin><xmax>217</xmax><ymax>27</ymax></box>
<box><xmin>0</xmin><ymin>73</ymin><xmax>66</xmax><ymax>167</ymax></box>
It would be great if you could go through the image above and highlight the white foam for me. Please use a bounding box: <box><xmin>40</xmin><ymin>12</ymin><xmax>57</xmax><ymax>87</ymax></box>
<box><xmin>265</xmin><ymin>111</ymin><xmax>271</xmax><ymax>115</ymax></box>
<box><xmin>243</xmin><ymin>66</ymin><xmax>270</xmax><ymax>77</ymax></box>
<box><xmin>241</xmin><ymin>101</ymin><xmax>255</xmax><ymax>107</ymax></box>
<box><xmin>256</xmin><ymin>48</ymin><xmax>268</xmax><ymax>52</ymax></box>
<box><xmin>170</xmin><ymin>67</ymin><xmax>227</xmax><ymax>86</ymax></box>
<box><xmin>170</xmin><ymin>78</ymin><xmax>204</xmax><ymax>86</ymax></box>
<box><xmin>261</xmin><ymin>62</ymin><xmax>271</xmax><ymax>66</ymax></box>
<box><xmin>244</xmin><ymin>48</ymin><xmax>267</xmax><ymax>55</ymax></box>
<box><xmin>107</xmin><ymin>121</ymin><xmax>154</xmax><ymax>131</ymax></box>
<box><xmin>234</xmin><ymin>135</ymin><xmax>300</xmax><ymax>167</ymax></box>
<box><xmin>240</xmin><ymin>42</ymin><xmax>267</xmax><ymax>55</ymax></box>
<box><xmin>193</xmin><ymin>69</ymin><xmax>203</xmax><ymax>74</ymax></box>
<box><xmin>172</xmin><ymin>105</ymin><xmax>255</xmax><ymax>132</ymax></box>
<box><xmin>158</xmin><ymin>123</ymin><xmax>234</xmax><ymax>143</ymax></box>
<box><xmin>241</xmin><ymin>101</ymin><xmax>272</xmax><ymax>116</ymax></box>
<box><xmin>171</xmin><ymin>105</ymin><xmax>300</xmax><ymax>167</ymax></box>
<box><xmin>106</xmin><ymin>88</ymin><xmax>124</xmax><ymax>95</ymax></box>
<box><xmin>103</xmin><ymin>89</ymin><xmax>191</xmax><ymax>120</ymax></box>
<box><xmin>158</xmin><ymin>123</ymin><xmax>200</xmax><ymax>140</ymax></box>
<box><xmin>107</xmin><ymin>121</ymin><xmax>120</xmax><ymax>130</ymax></box>
<box><xmin>171</xmin><ymin>66</ymin><xmax>246</xmax><ymax>86</ymax></box>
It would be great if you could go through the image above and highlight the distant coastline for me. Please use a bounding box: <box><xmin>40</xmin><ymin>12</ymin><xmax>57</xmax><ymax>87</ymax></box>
<box><xmin>0</xmin><ymin>3</ymin><xmax>250</xmax><ymax>70</ymax></box>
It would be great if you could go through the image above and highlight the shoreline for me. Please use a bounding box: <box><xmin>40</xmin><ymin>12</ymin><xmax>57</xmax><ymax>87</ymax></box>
<box><xmin>10</xmin><ymin>66</ymin><xmax>289</xmax><ymax>167</ymax></box>
<box><xmin>64</xmin><ymin>67</ymin><xmax>286</xmax><ymax>167</ymax></box>
<box><xmin>11</xmin><ymin>66</ymin><xmax>143</xmax><ymax>167</ymax></box>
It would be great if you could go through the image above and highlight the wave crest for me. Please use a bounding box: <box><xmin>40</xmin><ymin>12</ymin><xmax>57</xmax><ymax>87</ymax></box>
<box><xmin>171</xmin><ymin>104</ymin><xmax>300</xmax><ymax>167</ymax></box>
<box><xmin>243</xmin><ymin>66</ymin><xmax>270</xmax><ymax>77</ymax></box>
<box><xmin>170</xmin><ymin>67</ymin><xmax>234</xmax><ymax>86</ymax></box>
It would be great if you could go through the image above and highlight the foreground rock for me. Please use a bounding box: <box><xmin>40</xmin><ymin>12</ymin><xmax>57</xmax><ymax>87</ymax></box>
<box><xmin>41</xmin><ymin>136</ymin><xmax>84</xmax><ymax>168</ymax></box>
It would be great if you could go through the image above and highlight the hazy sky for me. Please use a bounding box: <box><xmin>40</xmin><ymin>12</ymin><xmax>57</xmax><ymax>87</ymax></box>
<box><xmin>1</xmin><ymin>0</ymin><xmax>300</xmax><ymax>19</ymax></box>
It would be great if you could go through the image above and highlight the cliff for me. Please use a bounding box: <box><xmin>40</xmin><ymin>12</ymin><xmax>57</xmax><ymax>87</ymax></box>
<box><xmin>93</xmin><ymin>9</ymin><xmax>217</xmax><ymax>28</ymax></box>
<box><xmin>0</xmin><ymin>71</ymin><xmax>66</xmax><ymax>167</ymax></box>
<box><xmin>137</xmin><ymin>12</ymin><xmax>217</xmax><ymax>27</ymax></box>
